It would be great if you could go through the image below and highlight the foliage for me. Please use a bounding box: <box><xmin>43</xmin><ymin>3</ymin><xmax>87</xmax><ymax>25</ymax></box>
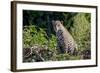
<box><xmin>71</xmin><ymin>13</ymin><xmax>91</xmax><ymax>52</ymax></box>
<box><xmin>23</xmin><ymin>25</ymin><xmax>48</xmax><ymax>48</ymax></box>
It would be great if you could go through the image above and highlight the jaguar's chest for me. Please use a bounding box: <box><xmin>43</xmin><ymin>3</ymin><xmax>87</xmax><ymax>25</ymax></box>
<box><xmin>56</xmin><ymin>30</ymin><xmax>65</xmax><ymax>45</ymax></box>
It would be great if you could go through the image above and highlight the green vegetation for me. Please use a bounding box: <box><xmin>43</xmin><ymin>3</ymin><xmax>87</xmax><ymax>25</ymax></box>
<box><xmin>23</xmin><ymin>25</ymin><xmax>48</xmax><ymax>48</ymax></box>
<box><xmin>71</xmin><ymin>13</ymin><xmax>91</xmax><ymax>52</ymax></box>
<box><xmin>23</xmin><ymin>10</ymin><xmax>91</xmax><ymax>62</ymax></box>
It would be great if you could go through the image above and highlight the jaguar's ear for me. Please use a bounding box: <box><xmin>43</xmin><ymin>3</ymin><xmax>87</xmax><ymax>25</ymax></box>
<box><xmin>61</xmin><ymin>21</ymin><xmax>63</xmax><ymax>24</ymax></box>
